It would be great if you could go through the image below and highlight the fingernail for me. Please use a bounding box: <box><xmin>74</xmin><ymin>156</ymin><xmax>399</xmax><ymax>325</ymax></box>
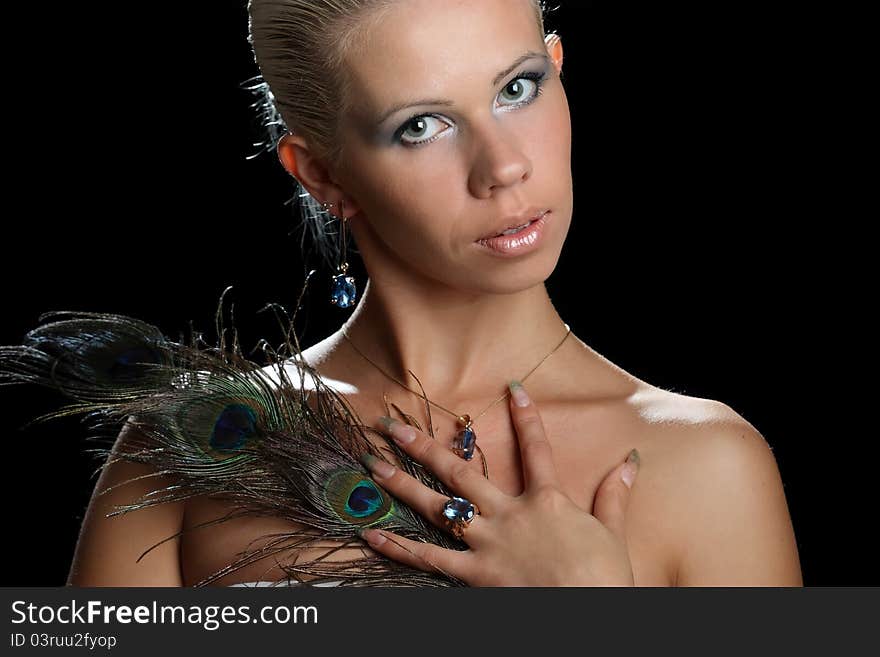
<box><xmin>380</xmin><ymin>416</ymin><xmax>415</xmax><ymax>444</ymax></box>
<box><xmin>621</xmin><ymin>448</ymin><xmax>640</xmax><ymax>489</ymax></box>
<box><xmin>508</xmin><ymin>380</ymin><xmax>530</xmax><ymax>407</ymax></box>
<box><xmin>627</xmin><ymin>448</ymin><xmax>641</xmax><ymax>467</ymax></box>
<box><xmin>359</xmin><ymin>452</ymin><xmax>396</xmax><ymax>479</ymax></box>
<box><xmin>357</xmin><ymin>527</ymin><xmax>387</xmax><ymax>546</ymax></box>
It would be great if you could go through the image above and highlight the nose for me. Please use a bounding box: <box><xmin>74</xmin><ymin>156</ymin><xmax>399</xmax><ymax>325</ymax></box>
<box><xmin>468</xmin><ymin>121</ymin><xmax>533</xmax><ymax>198</ymax></box>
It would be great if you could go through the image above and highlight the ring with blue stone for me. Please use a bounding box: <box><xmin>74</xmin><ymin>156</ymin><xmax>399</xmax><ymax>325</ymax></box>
<box><xmin>441</xmin><ymin>496</ymin><xmax>480</xmax><ymax>540</ymax></box>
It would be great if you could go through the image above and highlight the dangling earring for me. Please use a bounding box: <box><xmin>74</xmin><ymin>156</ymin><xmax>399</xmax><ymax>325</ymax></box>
<box><xmin>323</xmin><ymin>198</ymin><xmax>357</xmax><ymax>309</ymax></box>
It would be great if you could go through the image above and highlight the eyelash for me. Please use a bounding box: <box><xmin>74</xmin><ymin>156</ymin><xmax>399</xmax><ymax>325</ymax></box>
<box><xmin>393</xmin><ymin>69</ymin><xmax>549</xmax><ymax>148</ymax></box>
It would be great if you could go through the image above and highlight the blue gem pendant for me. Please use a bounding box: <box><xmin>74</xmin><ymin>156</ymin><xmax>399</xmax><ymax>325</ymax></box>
<box><xmin>326</xmin><ymin>198</ymin><xmax>357</xmax><ymax>309</ymax></box>
<box><xmin>452</xmin><ymin>414</ymin><xmax>477</xmax><ymax>461</ymax></box>
<box><xmin>330</xmin><ymin>262</ymin><xmax>357</xmax><ymax>308</ymax></box>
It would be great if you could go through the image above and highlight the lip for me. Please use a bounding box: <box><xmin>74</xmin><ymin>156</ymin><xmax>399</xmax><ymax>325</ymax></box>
<box><xmin>479</xmin><ymin>209</ymin><xmax>549</xmax><ymax>240</ymax></box>
<box><xmin>474</xmin><ymin>211</ymin><xmax>551</xmax><ymax>257</ymax></box>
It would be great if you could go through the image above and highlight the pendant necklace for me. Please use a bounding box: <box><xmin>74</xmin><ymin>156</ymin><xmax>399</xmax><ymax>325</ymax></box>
<box><xmin>340</xmin><ymin>323</ymin><xmax>571</xmax><ymax>471</ymax></box>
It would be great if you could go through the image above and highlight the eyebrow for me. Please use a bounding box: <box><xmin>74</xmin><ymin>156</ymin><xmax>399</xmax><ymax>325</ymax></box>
<box><xmin>376</xmin><ymin>50</ymin><xmax>550</xmax><ymax>127</ymax></box>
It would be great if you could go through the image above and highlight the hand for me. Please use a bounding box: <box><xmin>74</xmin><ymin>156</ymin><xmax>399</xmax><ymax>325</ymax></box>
<box><xmin>357</xmin><ymin>381</ymin><xmax>641</xmax><ymax>586</ymax></box>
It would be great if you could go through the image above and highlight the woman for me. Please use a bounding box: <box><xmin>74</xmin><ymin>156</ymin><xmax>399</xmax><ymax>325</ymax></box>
<box><xmin>60</xmin><ymin>0</ymin><xmax>801</xmax><ymax>586</ymax></box>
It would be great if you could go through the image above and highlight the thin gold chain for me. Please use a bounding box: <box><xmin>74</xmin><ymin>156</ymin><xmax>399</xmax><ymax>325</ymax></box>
<box><xmin>340</xmin><ymin>322</ymin><xmax>572</xmax><ymax>426</ymax></box>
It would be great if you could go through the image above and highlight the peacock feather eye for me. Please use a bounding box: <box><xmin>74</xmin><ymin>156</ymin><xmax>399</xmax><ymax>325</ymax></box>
<box><xmin>209</xmin><ymin>403</ymin><xmax>258</xmax><ymax>451</ymax></box>
<box><xmin>324</xmin><ymin>469</ymin><xmax>395</xmax><ymax>526</ymax></box>
<box><xmin>177</xmin><ymin>396</ymin><xmax>265</xmax><ymax>461</ymax></box>
<box><xmin>346</xmin><ymin>479</ymin><xmax>384</xmax><ymax>517</ymax></box>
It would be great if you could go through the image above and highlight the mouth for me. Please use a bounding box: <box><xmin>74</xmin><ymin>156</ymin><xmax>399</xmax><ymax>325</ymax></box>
<box><xmin>474</xmin><ymin>211</ymin><xmax>551</xmax><ymax>256</ymax></box>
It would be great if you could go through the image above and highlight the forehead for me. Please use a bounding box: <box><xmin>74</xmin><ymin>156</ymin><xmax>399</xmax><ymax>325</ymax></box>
<box><xmin>341</xmin><ymin>0</ymin><xmax>543</xmax><ymax>117</ymax></box>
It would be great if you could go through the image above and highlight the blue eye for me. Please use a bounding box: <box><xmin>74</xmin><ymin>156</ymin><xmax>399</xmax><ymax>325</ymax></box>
<box><xmin>395</xmin><ymin>69</ymin><xmax>549</xmax><ymax>148</ymax></box>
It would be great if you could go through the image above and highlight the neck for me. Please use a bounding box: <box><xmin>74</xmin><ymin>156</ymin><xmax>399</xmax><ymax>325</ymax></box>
<box><xmin>337</xmin><ymin>276</ymin><xmax>569</xmax><ymax>409</ymax></box>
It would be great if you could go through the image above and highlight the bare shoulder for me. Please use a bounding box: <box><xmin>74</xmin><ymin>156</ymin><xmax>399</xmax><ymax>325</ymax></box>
<box><xmin>628</xmin><ymin>387</ymin><xmax>803</xmax><ymax>586</ymax></box>
<box><xmin>251</xmin><ymin>342</ymin><xmax>356</xmax><ymax>396</ymax></box>
<box><xmin>69</xmin><ymin>416</ymin><xmax>185</xmax><ymax>586</ymax></box>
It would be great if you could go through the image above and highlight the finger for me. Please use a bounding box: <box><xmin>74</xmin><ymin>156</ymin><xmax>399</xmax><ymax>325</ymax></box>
<box><xmin>377</xmin><ymin>416</ymin><xmax>506</xmax><ymax>514</ymax></box>
<box><xmin>507</xmin><ymin>381</ymin><xmax>561</xmax><ymax>491</ymax></box>
<box><xmin>360</xmin><ymin>452</ymin><xmax>488</xmax><ymax>543</ymax></box>
<box><xmin>592</xmin><ymin>448</ymin><xmax>640</xmax><ymax>545</ymax></box>
<box><xmin>357</xmin><ymin>527</ymin><xmax>475</xmax><ymax>583</ymax></box>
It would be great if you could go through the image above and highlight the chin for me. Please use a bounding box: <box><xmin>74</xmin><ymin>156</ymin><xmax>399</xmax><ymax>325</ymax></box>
<box><xmin>468</xmin><ymin>232</ymin><xmax>566</xmax><ymax>289</ymax></box>
<box><xmin>466</xmin><ymin>254</ymin><xmax>562</xmax><ymax>295</ymax></box>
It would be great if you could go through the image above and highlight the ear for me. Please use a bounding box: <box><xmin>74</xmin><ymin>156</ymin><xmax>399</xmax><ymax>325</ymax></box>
<box><xmin>276</xmin><ymin>133</ymin><xmax>362</xmax><ymax>219</ymax></box>
<box><xmin>544</xmin><ymin>33</ymin><xmax>563</xmax><ymax>74</ymax></box>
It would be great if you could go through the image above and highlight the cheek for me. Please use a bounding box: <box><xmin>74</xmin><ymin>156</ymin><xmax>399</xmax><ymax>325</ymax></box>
<box><xmin>534</xmin><ymin>90</ymin><xmax>574</xmax><ymax>216</ymax></box>
<box><xmin>346</xmin><ymin>135</ymin><xmax>450</xmax><ymax>211</ymax></box>
<box><xmin>353</xmin><ymin>172</ymin><xmax>454</xmax><ymax>256</ymax></box>
<box><xmin>538</xmin><ymin>88</ymin><xmax>573</xmax><ymax>172</ymax></box>
<box><xmin>353</xmin><ymin>154</ymin><xmax>459</xmax><ymax>243</ymax></box>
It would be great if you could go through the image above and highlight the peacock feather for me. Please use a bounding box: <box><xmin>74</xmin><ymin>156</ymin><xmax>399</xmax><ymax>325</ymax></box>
<box><xmin>0</xmin><ymin>275</ymin><xmax>471</xmax><ymax>586</ymax></box>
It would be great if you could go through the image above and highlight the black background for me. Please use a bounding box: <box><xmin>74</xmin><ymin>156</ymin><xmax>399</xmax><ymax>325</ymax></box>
<box><xmin>2</xmin><ymin>1</ymin><xmax>870</xmax><ymax>585</ymax></box>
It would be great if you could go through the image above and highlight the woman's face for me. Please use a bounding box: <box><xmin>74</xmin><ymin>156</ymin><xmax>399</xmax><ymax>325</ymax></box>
<box><xmin>335</xmin><ymin>0</ymin><xmax>572</xmax><ymax>295</ymax></box>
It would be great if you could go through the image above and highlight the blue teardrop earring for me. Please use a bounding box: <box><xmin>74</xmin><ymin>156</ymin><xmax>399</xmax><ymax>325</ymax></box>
<box><xmin>323</xmin><ymin>198</ymin><xmax>357</xmax><ymax>309</ymax></box>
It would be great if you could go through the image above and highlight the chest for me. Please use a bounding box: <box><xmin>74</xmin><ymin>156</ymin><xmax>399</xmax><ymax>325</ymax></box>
<box><xmin>179</xmin><ymin>399</ymin><xmax>677</xmax><ymax>586</ymax></box>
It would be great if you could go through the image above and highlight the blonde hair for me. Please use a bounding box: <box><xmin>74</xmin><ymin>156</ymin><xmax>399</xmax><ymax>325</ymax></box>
<box><xmin>245</xmin><ymin>0</ymin><xmax>551</xmax><ymax>268</ymax></box>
